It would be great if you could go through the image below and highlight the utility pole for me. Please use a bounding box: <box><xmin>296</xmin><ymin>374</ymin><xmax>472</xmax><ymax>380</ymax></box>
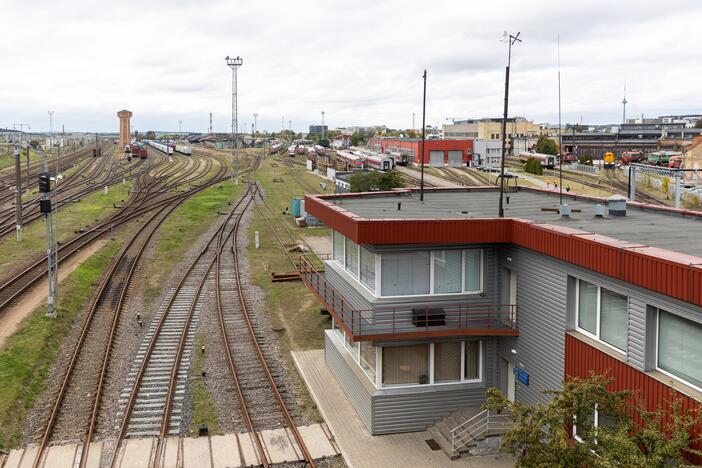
<box><xmin>57</xmin><ymin>124</ymin><xmax>64</xmax><ymax>184</ymax></box>
<box><xmin>420</xmin><ymin>69</ymin><xmax>427</xmax><ymax>202</ymax></box>
<box><xmin>13</xmin><ymin>143</ymin><xmax>22</xmax><ymax>241</ymax></box>
<box><xmin>498</xmin><ymin>32</ymin><xmax>522</xmax><ymax>218</ymax></box>
<box><xmin>412</xmin><ymin>112</ymin><xmax>416</xmax><ymax>132</ymax></box>
<box><xmin>48</xmin><ymin>111</ymin><xmax>54</xmax><ymax>156</ymax></box>
<box><xmin>557</xmin><ymin>35</ymin><xmax>563</xmax><ymax>205</ymax></box>
<box><xmin>209</xmin><ymin>113</ymin><xmax>213</xmax><ymax>135</ymax></box>
<box><xmin>12</xmin><ymin>123</ymin><xmax>31</xmax><ymax>194</ymax></box>
<box><xmin>225</xmin><ymin>55</ymin><xmax>243</xmax><ymax>184</ymax></box>
<box><xmin>253</xmin><ymin>113</ymin><xmax>258</xmax><ymax>137</ymax></box>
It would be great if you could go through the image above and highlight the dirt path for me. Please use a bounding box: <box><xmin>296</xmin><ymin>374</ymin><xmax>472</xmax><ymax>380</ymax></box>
<box><xmin>0</xmin><ymin>239</ymin><xmax>107</xmax><ymax>349</ymax></box>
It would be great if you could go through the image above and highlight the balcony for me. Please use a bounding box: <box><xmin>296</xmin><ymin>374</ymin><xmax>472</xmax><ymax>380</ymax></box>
<box><xmin>300</xmin><ymin>256</ymin><xmax>518</xmax><ymax>341</ymax></box>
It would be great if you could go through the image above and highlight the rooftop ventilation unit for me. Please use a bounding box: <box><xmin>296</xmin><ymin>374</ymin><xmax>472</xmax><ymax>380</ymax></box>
<box><xmin>593</xmin><ymin>204</ymin><xmax>605</xmax><ymax>217</ymax></box>
<box><xmin>412</xmin><ymin>308</ymin><xmax>446</xmax><ymax>327</ymax></box>
<box><xmin>607</xmin><ymin>195</ymin><xmax>627</xmax><ymax>216</ymax></box>
<box><xmin>559</xmin><ymin>204</ymin><xmax>571</xmax><ymax>217</ymax></box>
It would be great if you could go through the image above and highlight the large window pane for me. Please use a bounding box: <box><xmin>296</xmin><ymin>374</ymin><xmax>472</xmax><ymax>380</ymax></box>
<box><xmin>465</xmin><ymin>340</ymin><xmax>480</xmax><ymax>380</ymax></box>
<box><xmin>658</xmin><ymin>311</ymin><xmax>702</xmax><ymax>388</ymax></box>
<box><xmin>360</xmin><ymin>341</ymin><xmax>376</xmax><ymax>382</ymax></box>
<box><xmin>434</xmin><ymin>342</ymin><xmax>461</xmax><ymax>383</ymax></box>
<box><xmin>464</xmin><ymin>249</ymin><xmax>482</xmax><ymax>292</ymax></box>
<box><xmin>577</xmin><ymin>280</ymin><xmax>598</xmax><ymax>334</ymax></box>
<box><xmin>600</xmin><ymin>288</ymin><xmax>628</xmax><ymax>351</ymax></box>
<box><xmin>433</xmin><ymin>250</ymin><xmax>462</xmax><ymax>294</ymax></box>
<box><xmin>574</xmin><ymin>407</ymin><xmax>595</xmax><ymax>440</ymax></box>
<box><xmin>333</xmin><ymin>231</ymin><xmax>344</xmax><ymax>263</ymax></box>
<box><xmin>345</xmin><ymin>237</ymin><xmax>359</xmax><ymax>276</ymax></box>
<box><xmin>382</xmin><ymin>344</ymin><xmax>429</xmax><ymax>385</ymax></box>
<box><xmin>381</xmin><ymin>251</ymin><xmax>430</xmax><ymax>296</ymax></box>
<box><xmin>345</xmin><ymin>330</ymin><xmax>359</xmax><ymax>358</ymax></box>
<box><xmin>359</xmin><ymin>247</ymin><xmax>376</xmax><ymax>292</ymax></box>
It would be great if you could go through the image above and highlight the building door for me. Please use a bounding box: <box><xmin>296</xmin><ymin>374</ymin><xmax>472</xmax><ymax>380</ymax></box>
<box><xmin>507</xmin><ymin>360</ymin><xmax>516</xmax><ymax>402</ymax></box>
<box><xmin>447</xmin><ymin>150</ymin><xmax>463</xmax><ymax>167</ymax></box>
<box><xmin>429</xmin><ymin>150</ymin><xmax>444</xmax><ymax>167</ymax></box>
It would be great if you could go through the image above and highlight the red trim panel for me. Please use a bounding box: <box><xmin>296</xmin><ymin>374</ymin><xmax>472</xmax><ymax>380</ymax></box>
<box><xmin>565</xmin><ymin>334</ymin><xmax>701</xmax><ymax>463</ymax></box>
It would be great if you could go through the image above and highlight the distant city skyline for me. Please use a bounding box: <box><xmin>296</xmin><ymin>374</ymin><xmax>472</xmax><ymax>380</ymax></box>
<box><xmin>2</xmin><ymin>0</ymin><xmax>701</xmax><ymax>134</ymax></box>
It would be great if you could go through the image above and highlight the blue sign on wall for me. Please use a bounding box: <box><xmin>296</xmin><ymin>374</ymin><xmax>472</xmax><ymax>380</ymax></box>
<box><xmin>515</xmin><ymin>367</ymin><xmax>529</xmax><ymax>386</ymax></box>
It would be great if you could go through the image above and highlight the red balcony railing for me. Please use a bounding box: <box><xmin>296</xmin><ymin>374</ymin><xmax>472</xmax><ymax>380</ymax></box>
<box><xmin>299</xmin><ymin>256</ymin><xmax>518</xmax><ymax>341</ymax></box>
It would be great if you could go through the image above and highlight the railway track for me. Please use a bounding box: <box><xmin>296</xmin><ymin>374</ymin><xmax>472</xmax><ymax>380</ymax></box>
<box><xmin>27</xmin><ymin>160</ymin><xmax>240</xmax><ymax>467</ymax></box>
<box><xmin>397</xmin><ymin>170</ymin><xmax>437</xmax><ymax>188</ymax></box>
<box><xmin>215</xmin><ymin>183</ymin><xmax>315</xmax><ymax>467</ymax></box>
<box><xmin>0</xmin><ymin>155</ymin><xmax>225</xmax><ymax>316</ymax></box>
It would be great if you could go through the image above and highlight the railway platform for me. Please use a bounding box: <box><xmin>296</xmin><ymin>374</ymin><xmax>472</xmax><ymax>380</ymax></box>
<box><xmin>1</xmin><ymin>423</ymin><xmax>338</xmax><ymax>468</ymax></box>
<box><xmin>292</xmin><ymin>349</ymin><xmax>514</xmax><ymax>468</ymax></box>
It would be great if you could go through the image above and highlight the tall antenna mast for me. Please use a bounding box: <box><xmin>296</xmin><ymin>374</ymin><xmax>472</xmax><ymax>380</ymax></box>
<box><xmin>622</xmin><ymin>83</ymin><xmax>628</xmax><ymax>124</ymax></box>
<box><xmin>558</xmin><ymin>35</ymin><xmax>563</xmax><ymax>205</ymax></box>
<box><xmin>209</xmin><ymin>113</ymin><xmax>213</xmax><ymax>135</ymax></box>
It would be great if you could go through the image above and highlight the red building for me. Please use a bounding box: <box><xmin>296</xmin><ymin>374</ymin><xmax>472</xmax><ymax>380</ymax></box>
<box><xmin>369</xmin><ymin>137</ymin><xmax>473</xmax><ymax>166</ymax></box>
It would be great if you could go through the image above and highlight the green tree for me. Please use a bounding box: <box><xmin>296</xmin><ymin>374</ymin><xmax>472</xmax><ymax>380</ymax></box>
<box><xmin>319</xmin><ymin>138</ymin><xmax>330</xmax><ymax>148</ymax></box>
<box><xmin>349</xmin><ymin>171</ymin><xmax>379</xmax><ymax>192</ymax></box>
<box><xmin>350</xmin><ymin>131</ymin><xmax>363</xmax><ymax>147</ymax></box>
<box><xmin>145</xmin><ymin>131</ymin><xmax>156</xmax><ymax>140</ymax></box>
<box><xmin>29</xmin><ymin>140</ymin><xmax>39</xmax><ymax>149</ymax></box>
<box><xmin>578</xmin><ymin>153</ymin><xmax>594</xmax><ymax>165</ymax></box>
<box><xmin>524</xmin><ymin>157</ymin><xmax>543</xmax><ymax>175</ymax></box>
<box><xmin>534</xmin><ymin>135</ymin><xmax>559</xmax><ymax>155</ymax></box>
<box><xmin>377</xmin><ymin>170</ymin><xmax>403</xmax><ymax>191</ymax></box>
<box><xmin>484</xmin><ymin>374</ymin><xmax>702</xmax><ymax>467</ymax></box>
<box><xmin>694</xmin><ymin>119</ymin><xmax>702</xmax><ymax>129</ymax></box>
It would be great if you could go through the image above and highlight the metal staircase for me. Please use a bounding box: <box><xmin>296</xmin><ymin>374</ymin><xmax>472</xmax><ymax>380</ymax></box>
<box><xmin>427</xmin><ymin>407</ymin><xmax>513</xmax><ymax>459</ymax></box>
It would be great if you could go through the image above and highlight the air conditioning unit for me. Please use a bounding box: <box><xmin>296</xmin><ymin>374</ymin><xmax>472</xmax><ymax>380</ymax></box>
<box><xmin>412</xmin><ymin>308</ymin><xmax>446</xmax><ymax>327</ymax></box>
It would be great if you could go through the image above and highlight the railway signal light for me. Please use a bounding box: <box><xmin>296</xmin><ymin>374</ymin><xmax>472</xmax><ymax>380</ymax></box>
<box><xmin>39</xmin><ymin>172</ymin><xmax>52</xmax><ymax>193</ymax></box>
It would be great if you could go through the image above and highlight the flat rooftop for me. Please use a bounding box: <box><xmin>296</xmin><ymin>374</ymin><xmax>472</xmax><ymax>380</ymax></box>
<box><xmin>327</xmin><ymin>188</ymin><xmax>702</xmax><ymax>258</ymax></box>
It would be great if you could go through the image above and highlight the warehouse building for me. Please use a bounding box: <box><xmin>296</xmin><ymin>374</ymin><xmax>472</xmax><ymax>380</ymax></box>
<box><xmin>442</xmin><ymin>117</ymin><xmax>540</xmax><ymax>141</ymax></box>
<box><xmin>369</xmin><ymin>137</ymin><xmax>473</xmax><ymax>166</ymax></box>
<box><xmin>300</xmin><ymin>187</ymin><xmax>702</xmax><ymax>459</ymax></box>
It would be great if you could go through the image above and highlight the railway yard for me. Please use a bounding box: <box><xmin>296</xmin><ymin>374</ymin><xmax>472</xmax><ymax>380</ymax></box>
<box><xmin>0</xmin><ymin>144</ymin><xmax>341</xmax><ymax>467</ymax></box>
<box><xmin>0</xmin><ymin>136</ymin><xmax>695</xmax><ymax>468</ymax></box>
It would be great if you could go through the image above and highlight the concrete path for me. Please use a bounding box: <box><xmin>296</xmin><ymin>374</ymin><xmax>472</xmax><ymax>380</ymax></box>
<box><xmin>2</xmin><ymin>424</ymin><xmax>338</xmax><ymax>468</ymax></box>
<box><xmin>292</xmin><ymin>349</ymin><xmax>514</xmax><ymax>468</ymax></box>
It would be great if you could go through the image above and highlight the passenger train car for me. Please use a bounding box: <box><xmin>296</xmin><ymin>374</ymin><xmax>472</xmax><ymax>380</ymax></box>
<box><xmin>336</xmin><ymin>150</ymin><xmax>395</xmax><ymax>171</ymax></box>
<box><xmin>518</xmin><ymin>151</ymin><xmax>557</xmax><ymax>168</ymax></box>
<box><xmin>144</xmin><ymin>140</ymin><xmax>174</xmax><ymax>155</ymax></box>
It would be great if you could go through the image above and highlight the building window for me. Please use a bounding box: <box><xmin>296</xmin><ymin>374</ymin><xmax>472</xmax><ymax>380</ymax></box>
<box><xmin>382</xmin><ymin>344</ymin><xmax>430</xmax><ymax>386</ymax></box>
<box><xmin>381</xmin><ymin>251</ymin><xmax>431</xmax><ymax>296</ymax></box>
<box><xmin>464</xmin><ymin>249</ymin><xmax>482</xmax><ymax>292</ymax></box>
<box><xmin>465</xmin><ymin>340</ymin><xmax>481</xmax><ymax>380</ymax></box>
<box><xmin>575</xmin><ymin>280</ymin><xmax>628</xmax><ymax>352</ymax></box>
<box><xmin>573</xmin><ymin>404</ymin><xmax>618</xmax><ymax>443</ymax></box>
<box><xmin>333</xmin><ymin>230</ymin><xmax>344</xmax><ymax>264</ymax></box>
<box><xmin>380</xmin><ymin>249</ymin><xmax>483</xmax><ymax>297</ymax></box>
<box><xmin>657</xmin><ymin>310</ymin><xmax>702</xmax><ymax>389</ymax></box>
<box><xmin>359</xmin><ymin>246</ymin><xmax>375</xmax><ymax>292</ymax></box>
<box><xmin>434</xmin><ymin>341</ymin><xmax>461</xmax><ymax>383</ymax></box>
<box><xmin>359</xmin><ymin>341</ymin><xmax>376</xmax><ymax>382</ymax></box>
<box><xmin>433</xmin><ymin>250</ymin><xmax>462</xmax><ymax>294</ymax></box>
<box><xmin>345</xmin><ymin>237</ymin><xmax>359</xmax><ymax>276</ymax></box>
<box><xmin>380</xmin><ymin>341</ymin><xmax>482</xmax><ymax>387</ymax></box>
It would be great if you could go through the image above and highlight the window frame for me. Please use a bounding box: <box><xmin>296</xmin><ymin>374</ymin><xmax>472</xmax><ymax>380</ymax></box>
<box><xmin>574</xmin><ymin>279</ymin><xmax>628</xmax><ymax>354</ymax></box>
<box><xmin>655</xmin><ymin>309</ymin><xmax>702</xmax><ymax>392</ymax></box>
<box><xmin>379</xmin><ymin>249</ymin><xmax>484</xmax><ymax>299</ymax></box>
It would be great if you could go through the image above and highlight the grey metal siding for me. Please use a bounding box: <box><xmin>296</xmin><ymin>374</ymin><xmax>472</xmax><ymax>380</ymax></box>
<box><xmin>627</xmin><ymin>298</ymin><xmax>647</xmax><ymax>370</ymax></box>
<box><xmin>498</xmin><ymin>246</ymin><xmax>567</xmax><ymax>406</ymax></box>
<box><xmin>372</xmin><ymin>385</ymin><xmax>487</xmax><ymax>434</ymax></box>
<box><xmin>324</xmin><ymin>332</ymin><xmax>373</xmax><ymax>431</ymax></box>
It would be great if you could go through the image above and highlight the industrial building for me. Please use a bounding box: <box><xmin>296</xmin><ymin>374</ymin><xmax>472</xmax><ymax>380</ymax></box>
<box><xmin>442</xmin><ymin>117</ymin><xmax>540</xmax><ymax>141</ymax></box>
<box><xmin>309</xmin><ymin>125</ymin><xmax>328</xmax><ymax>136</ymax></box>
<box><xmin>300</xmin><ymin>187</ymin><xmax>702</xmax><ymax>460</ymax></box>
<box><xmin>369</xmin><ymin>137</ymin><xmax>473</xmax><ymax>166</ymax></box>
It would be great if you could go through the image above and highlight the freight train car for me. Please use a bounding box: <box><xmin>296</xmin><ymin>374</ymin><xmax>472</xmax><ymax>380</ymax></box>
<box><xmin>518</xmin><ymin>151</ymin><xmax>557</xmax><ymax>168</ymax></box>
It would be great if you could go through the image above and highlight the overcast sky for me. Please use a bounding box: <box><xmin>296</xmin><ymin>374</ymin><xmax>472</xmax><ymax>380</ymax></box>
<box><xmin>2</xmin><ymin>0</ymin><xmax>701</xmax><ymax>134</ymax></box>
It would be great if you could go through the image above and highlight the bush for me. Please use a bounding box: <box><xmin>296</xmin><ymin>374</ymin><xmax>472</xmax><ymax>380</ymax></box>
<box><xmin>525</xmin><ymin>157</ymin><xmax>543</xmax><ymax>175</ymax></box>
<box><xmin>578</xmin><ymin>154</ymin><xmax>594</xmax><ymax>165</ymax></box>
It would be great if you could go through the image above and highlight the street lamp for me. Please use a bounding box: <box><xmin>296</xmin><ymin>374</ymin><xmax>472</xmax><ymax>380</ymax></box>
<box><xmin>225</xmin><ymin>55</ymin><xmax>243</xmax><ymax>184</ymax></box>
